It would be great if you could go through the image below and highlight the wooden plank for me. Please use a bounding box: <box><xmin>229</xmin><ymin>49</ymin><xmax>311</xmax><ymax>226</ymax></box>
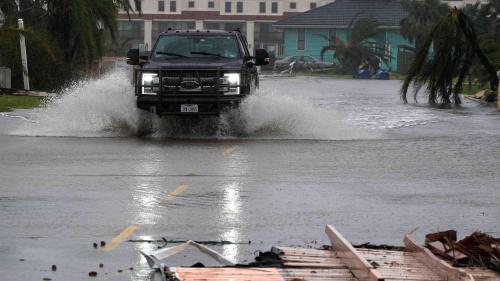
<box><xmin>172</xmin><ymin>267</ymin><xmax>359</xmax><ymax>281</ymax></box>
<box><xmin>358</xmin><ymin>249</ymin><xmax>435</xmax><ymax>269</ymax></box>
<box><xmin>325</xmin><ymin>225</ymin><xmax>384</xmax><ymax>281</ymax></box>
<box><xmin>281</xmin><ymin>260</ymin><xmax>346</xmax><ymax>267</ymax></box>
<box><xmin>404</xmin><ymin>232</ymin><xmax>475</xmax><ymax>281</ymax></box>
<box><xmin>174</xmin><ymin>267</ymin><xmax>286</xmax><ymax>281</ymax></box>
<box><xmin>276</xmin><ymin>246</ymin><xmax>338</xmax><ymax>257</ymax></box>
<box><xmin>279</xmin><ymin>268</ymin><xmax>358</xmax><ymax>281</ymax></box>
<box><xmin>279</xmin><ymin>269</ymin><xmax>354</xmax><ymax>276</ymax></box>
<box><xmin>280</xmin><ymin>255</ymin><xmax>346</xmax><ymax>263</ymax></box>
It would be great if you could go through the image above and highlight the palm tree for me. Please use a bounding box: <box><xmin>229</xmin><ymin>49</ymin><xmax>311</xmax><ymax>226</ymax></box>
<box><xmin>0</xmin><ymin>0</ymin><xmax>141</xmax><ymax>87</ymax></box>
<box><xmin>319</xmin><ymin>17</ymin><xmax>391</xmax><ymax>74</ymax></box>
<box><xmin>45</xmin><ymin>0</ymin><xmax>141</xmax><ymax>68</ymax></box>
<box><xmin>400</xmin><ymin>0</ymin><xmax>449</xmax><ymax>52</ymax></box>
<box><xmin>401</xmin><ymin>8</ymin><xmax>499</xmax><ymax>105</ymax></box>
<box><xmin>1</xmin><ymin>0</ymin><xmax>141</xmax><ymax>66</ymax></box>
<box><xmin>462</xmin><ymin>1</ymin><xmax>500</xmax><ymax>87</ymax></box>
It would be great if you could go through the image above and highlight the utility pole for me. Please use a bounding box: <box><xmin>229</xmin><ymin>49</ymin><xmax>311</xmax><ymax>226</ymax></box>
<box><xmin>18</xmin><ymin>18</ymin><xmax>30</xmax><ymax>91</ymax></box>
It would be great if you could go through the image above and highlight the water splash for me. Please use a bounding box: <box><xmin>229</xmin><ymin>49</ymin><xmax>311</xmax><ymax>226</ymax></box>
<box><xmin>229</xmin><ymin>90</ymin><xmax>370</xmax><ymax>140</ymax></box>
<box><xmin>9</xmin><ymin>70</ymin><xmax>139</xmax><ymax>137</ymax></box>
<box><xmin>7</xmin><ymin>71</ymin><xmax>370</xmax><ymax>140</ymax></box>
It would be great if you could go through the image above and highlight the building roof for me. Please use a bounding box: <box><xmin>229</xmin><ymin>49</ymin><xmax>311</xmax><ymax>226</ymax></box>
<box><xmin>274</xmin><ymin>0</ymin><xmax>407</xmax><ymax>28</ymax></box>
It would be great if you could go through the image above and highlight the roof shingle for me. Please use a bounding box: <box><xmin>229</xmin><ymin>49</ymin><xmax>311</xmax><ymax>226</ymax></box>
<box><xmin>274</xmin><ymin>0</ymin><xmax>407</xmax><ymax>28</ymax></box>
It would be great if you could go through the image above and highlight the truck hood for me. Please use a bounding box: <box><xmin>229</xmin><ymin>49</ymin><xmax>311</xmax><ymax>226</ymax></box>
<box><xmin>143</xmin><ymin>58</ymin><xmax>243</xmax><ymax>70</ymax></box>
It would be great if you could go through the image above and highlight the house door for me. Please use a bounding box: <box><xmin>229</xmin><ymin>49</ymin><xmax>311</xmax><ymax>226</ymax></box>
<box><xmin>397</xmin><ymin>47</ymin><xmax>414</xmax><ymax>74</ymax></box>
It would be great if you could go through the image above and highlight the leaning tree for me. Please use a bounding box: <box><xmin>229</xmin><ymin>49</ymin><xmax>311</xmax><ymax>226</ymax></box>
<box><xmin>401</xmin><ymin>8</ymin><xmax>499</xmax><ymax>105</ymax></box>
<box><xmin>399</xmin><ymin>0</ymin><xmax>449</xmax><ymax>52</ymax></box>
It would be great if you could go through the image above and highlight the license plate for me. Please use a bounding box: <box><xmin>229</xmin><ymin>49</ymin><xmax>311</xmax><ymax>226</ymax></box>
<box><xmin>180</xmin><ymin>104</ymin><xmax>198</xmax><ymax>113</ymax></box>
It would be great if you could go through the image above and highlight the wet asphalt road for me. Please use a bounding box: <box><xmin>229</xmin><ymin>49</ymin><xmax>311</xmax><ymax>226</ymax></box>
<box><xmin>0</xmin><ymin>76</ymin><xmax>499</xmax><ymax>280</ymax></box>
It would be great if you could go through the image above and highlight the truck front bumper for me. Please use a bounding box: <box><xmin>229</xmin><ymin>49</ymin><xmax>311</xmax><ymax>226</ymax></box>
<box><xmin>137</xmin><ymin>94</ymin><xmax>242</xmax><ymax>116</ymax></box>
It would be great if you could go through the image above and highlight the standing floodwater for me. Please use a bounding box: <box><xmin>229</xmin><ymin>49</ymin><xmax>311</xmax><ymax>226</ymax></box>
<box><xmin>0</xmin><ymin>74</ymin><xmax>499</xmax><ymax>281</ymax></box>
<box><xmin>9</xmin><ymin>70</ymin><xmax>373</xmax><ymax>139</ymax></box>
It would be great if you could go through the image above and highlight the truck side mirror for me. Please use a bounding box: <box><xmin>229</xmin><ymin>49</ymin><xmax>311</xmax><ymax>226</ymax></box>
<box><xmin>139</xmin><ymin>51</ymin><xmax>150</xmax><ymax>61</ymax></box>
<box><xmin>254</xmin><ymin>49</ymin><xmax>270</xmax><ymax>66</ymax></box>
<box><xmin>126</xmin><ymin>49</ymin><xmax>140</xmax><ymax>65</ymax></box>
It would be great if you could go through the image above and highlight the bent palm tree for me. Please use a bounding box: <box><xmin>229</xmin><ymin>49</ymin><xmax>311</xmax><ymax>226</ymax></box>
<box><xmin>400</xmin><ymin>0</ymin><xmax>449</xmax><ymax>52</ymax></box>
<box><xmin>401</xmin><ymin>8</ymin><xmax>499</xmax><ymax>105</ymax></box>
<box><xmin>319</xmin><ymin>18</ymin><xmax>391</xmax><ymax>74</ymax></box>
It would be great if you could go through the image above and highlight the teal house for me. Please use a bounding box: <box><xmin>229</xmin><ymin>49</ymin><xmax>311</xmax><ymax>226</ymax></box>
<box><xmin>274</xmin><ymin>0</ymin><xmax>414</xmax><ymax>73</ymax></box>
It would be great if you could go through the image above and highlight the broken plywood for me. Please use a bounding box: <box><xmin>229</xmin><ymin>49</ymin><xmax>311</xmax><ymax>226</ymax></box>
<box><xmin>273</xmin><ymin>246</ymin><xmax>350</xmax><ymax>269</ymax></box>
<box><xmin>170</xmin><ymin>267</ymin><xmax>358</xmax><ymax>281</ymax></box>
<box><xmin>358</xmin><ymin>248</ymin><xmax>443</xmax><ymax>281</ymax></box>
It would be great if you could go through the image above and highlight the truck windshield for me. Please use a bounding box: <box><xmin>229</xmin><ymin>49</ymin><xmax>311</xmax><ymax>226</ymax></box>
<box><xmin>152</xmin><ymin>35</ymin><xmax>241</xmax><ymax>59</ymax></box>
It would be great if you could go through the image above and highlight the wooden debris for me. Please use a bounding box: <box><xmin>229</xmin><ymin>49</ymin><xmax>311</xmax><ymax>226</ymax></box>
<box><xmin>406</xmin><ymin>231</ymin><xmax>474</xmax><ymax>281</ymax></box>
<box><xmin>325</xmin><ymin>225</ymin><xmax>383</xmax><ymax>281</ymax></box>
<box><xmin>159</xmin><ymin>225</ymin><xmax>500</xmax><ymax>281</ymax></box>
<box><xmin>425</xmin><ymin>230</ymin><xmax>500</xmax><ymax>273</ymax></box>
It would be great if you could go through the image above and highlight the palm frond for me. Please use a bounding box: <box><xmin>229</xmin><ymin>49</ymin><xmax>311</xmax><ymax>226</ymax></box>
<box><xmin>402</xmin><ymin>8</ymin><xmax>499</xmax><ymax>104</ymax></box>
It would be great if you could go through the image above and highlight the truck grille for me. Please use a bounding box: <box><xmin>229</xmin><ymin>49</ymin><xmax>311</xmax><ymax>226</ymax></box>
<box><xmin>160</xmin><ymin>71</ymin><xmax>222</xmax><ymax>92</ymax></box>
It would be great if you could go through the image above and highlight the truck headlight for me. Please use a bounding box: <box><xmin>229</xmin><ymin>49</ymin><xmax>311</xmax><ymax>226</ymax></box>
<box><xmin>221</xmin><ymin>73</ymin><xmax>240</xmax><ymax>95</ymax></box>
<box><xmin>142</xmin><ymin>73</ymin><xmax>159</xmax><ymax>95</ymax></box>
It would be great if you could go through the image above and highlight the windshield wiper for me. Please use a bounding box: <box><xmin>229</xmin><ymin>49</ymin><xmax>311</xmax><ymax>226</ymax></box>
<box><xmin>190</xmin><ymin>51</ymin><xmax>226</xmax><ymax>58</ymax></box>
<box><xmin>155</xmin><ymin>51</ymin><xmax>189</xmax><ymax>58</ymax></box>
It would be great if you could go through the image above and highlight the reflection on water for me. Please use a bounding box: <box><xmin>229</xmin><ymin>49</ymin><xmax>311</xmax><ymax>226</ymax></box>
<box><xmin>131</xmin><ymin>159</ymin><xmax>164</xmax><ymax>280</ymax></box>
<box><xmin>133</xmin><ymin>159</ymin><xmax>164</xmax><ymax>225</ymax></box>
<box><xmin>133</xmin><ymin>235</ymin><xmax>158</xmax><ymax>281</ymax></box>
<box><xmin>220</xmin><ymin>182</ymin><xmax>242</xmax><ymax>263</ymax></box>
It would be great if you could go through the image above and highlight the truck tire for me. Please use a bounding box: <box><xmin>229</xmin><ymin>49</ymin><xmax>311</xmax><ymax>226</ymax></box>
<box><xmin>136</xmin><ymin>110</ymin><xmax>156</xmax><ymax>136</ymax></box>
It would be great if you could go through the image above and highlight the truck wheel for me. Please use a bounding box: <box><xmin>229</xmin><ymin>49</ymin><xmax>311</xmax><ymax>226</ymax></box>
<box><xmin>219</xmin><ymin>108</ymin><xmax>247</xmax><ymax>136</ymax></box>
<box><xmin>136</xmin><ymin>110</ymin><xmax>156</xmax><ymax>136</ymax></box>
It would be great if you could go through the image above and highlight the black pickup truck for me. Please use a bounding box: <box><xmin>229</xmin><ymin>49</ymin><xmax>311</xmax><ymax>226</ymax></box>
<box><xmin>126</xmin><ymin>29</ymin><xmax>269</xmax><ymax>116</ymax></box>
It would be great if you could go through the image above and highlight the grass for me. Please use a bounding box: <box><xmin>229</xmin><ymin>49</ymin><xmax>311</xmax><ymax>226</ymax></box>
<box><xmin>0</xmin><ymin>95</ymin><xmax>44</xmax><ymax>112</ymax></box>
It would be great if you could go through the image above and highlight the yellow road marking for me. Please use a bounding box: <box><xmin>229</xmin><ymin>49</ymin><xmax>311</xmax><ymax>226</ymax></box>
<box><xmin>103</xmin><ymin>185</ymin><xmax>188</xmax><ymax>252</ymax></box>
<box><xmin>223</xmin><ymin>146</ymin><xmax>236</xmax><ymax>156</ymax></box>
<box><xmin>102</xmin><ymin>225</ymin><xmax>139</xmax><ymax>252</ymax></box>
<box><xmin>162</xmin><ymin>184</ymin><xmax>189</xmax><ymax>203</ymax></box>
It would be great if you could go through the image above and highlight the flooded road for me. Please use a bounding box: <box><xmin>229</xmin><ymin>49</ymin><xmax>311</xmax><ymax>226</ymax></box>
<box><xmin>1</xmin><ymin>74</ymin><xmax>499</xmax><ymax>280</ymax></box>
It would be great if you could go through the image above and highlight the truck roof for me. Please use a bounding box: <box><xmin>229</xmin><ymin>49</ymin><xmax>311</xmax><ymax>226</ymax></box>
<box><xmin>159</xmin><ymin>29</ymin><xmax>240</xmax><ymax>36</ymax></box>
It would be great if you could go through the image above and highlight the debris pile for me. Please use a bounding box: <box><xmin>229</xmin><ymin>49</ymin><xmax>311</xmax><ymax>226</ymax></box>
<box><xmin>425</xmin><ymin>230</ymin><xmax>500</xmax><ymax>272</ymax></box>
<box><xmin>466</xmin><ymin>89</ymin><xmax>498</xmax><ymax>103</ymax></box>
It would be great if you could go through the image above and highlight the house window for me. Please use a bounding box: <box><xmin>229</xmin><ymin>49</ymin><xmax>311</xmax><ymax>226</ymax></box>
<box><xmin>208</xmin><ymin>1</ymin><xmax>214</xmax><ymax>8</ymax></box>
<box><xmin>225</xmin><ymin>1</ymin><xmax>231</xmax><ymax>13</ymax></box>
<box><xmin>297</xmin><ymin>29</ymin><xmax>305</xmax><ymax>50</ymax></box>
<box><xmin>290</xmin><ymin>2</ymin><xmax>296</xmax><ymax>9</ymax></box>
<box><xmin>188</xmin><ymin>1</ymin><xmax>194</xmax><ymax>8</ymax></box>
<box><xmin>310</xmin><ymin>2</ymin><xmax>317</xmax><ymax>9</ymax></box>
<box><xmin>237</xmin><ymin>1</ymin><xmax>243</xmax><ymax>13</ymax></box>
<box><xmin>170</xmin><ymin>1</ymin><xmax>176</xmax><ymax>12</ymax></box>
<box><xmin>158</xmin><ymin>0</ymin><xmax>164</xmax><ymax>11</ymax></box>
<box><xmin>271</xmin><ymin>2</ymin><xmax>278</xmax><ymax>13</ymax></box>
<box><xmin>259</xmin><ymin>2</ymin><xmax>266</xmax><ymax>13</ymax></box>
